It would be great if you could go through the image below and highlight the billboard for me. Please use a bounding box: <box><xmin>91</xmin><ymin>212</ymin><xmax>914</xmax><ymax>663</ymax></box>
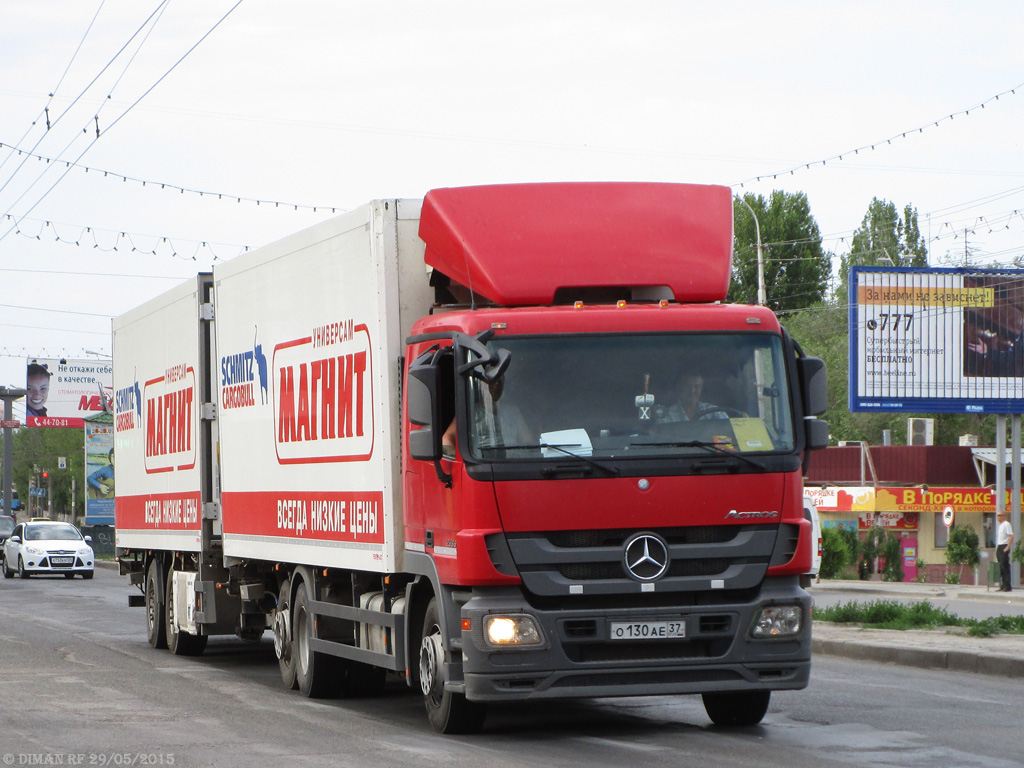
<box><xmin>85</xmin><ymin>419</ymin><xmax>115</xmax><ymax>525</ymax></box>
<box><xmin>26</xmin><ymin>357</ymin><xmax>113</xmax><ymax>427</ymax></box>
<box><xmin>850</xmin><ymin>267</ymin><xmax>1024</xmax><ymax>413</ymax></box>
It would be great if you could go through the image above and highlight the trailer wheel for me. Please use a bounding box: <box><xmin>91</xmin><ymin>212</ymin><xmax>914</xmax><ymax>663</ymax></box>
<box><xmin>419</xmin><ymin>597</ymin><xmax>486</xmax><ymax>734</ymax></box>
<box><xmin>293</xmin><ymin>580</ymin><xmax>339</xmax><ymax>698</ymax></box>
<box><xmin>702</xmin><ymin>690</ymin><xmax>771</xmax><ymax>727</ymax></box>
<box><xmin>146</xmin><ymin>559</ymin><xmax>167</xmax><ymax>649</ymax></box>
<box><xmin>165</xmin><ymin>571</ymin><xmax>208</xmax><ymax>656</ymax></box>
<box><xmin>273</xmin><ymin>577</ymin><xmax>298</xmax><ymax>690</ymax></box>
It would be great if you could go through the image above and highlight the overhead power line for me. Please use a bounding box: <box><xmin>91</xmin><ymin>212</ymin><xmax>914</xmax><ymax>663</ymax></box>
<box><xmin>732</xmin><ymin>80</ymin><xmax>1024</xmax><ymax>188</ymax></box>
<box><xmin>0</xmin><ymin>141</ymin><xmax>343</xmax><ymax>214</ymax></box>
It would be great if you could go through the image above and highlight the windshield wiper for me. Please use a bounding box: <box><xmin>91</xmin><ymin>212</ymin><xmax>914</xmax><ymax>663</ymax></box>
<box><xmin>484</xmin><ymin>443</ymin><xmax>620</xmax><ymax>476</ymax></box>
<box><xmin>629</xmin><ymin>440</ymin><xmax>766</xmax><ymax>471</ymax></box>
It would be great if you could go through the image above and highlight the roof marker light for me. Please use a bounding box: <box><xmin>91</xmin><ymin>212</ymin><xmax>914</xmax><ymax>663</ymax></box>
<box><xmin>574</xmin><ymin>301</ymin><xmax>584</xmax><ymax>309</ymax></box>
<box><xmin>617</xmin><ymin>300</ymin><xmax>627</xmax><ymax>308</ymax></box>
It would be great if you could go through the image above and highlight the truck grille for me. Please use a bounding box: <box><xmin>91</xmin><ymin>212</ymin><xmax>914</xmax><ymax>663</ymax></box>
<box><xmin>504</xmin><ymin>525</ymin><xmax>781</xmax><ymax>598</ymax></box>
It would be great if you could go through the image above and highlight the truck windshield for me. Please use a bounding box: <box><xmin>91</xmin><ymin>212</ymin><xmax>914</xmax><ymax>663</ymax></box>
<box><xmin>466</xmin><ymin>333</ymin><xmax>796</xmax><ymax>461</ymax></box>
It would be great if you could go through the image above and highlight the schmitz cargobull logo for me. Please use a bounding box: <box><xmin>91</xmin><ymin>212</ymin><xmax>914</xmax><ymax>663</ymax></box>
<box><xmin>220</xmin><ymin>325</ymin><xmax>270</xmax><ymax>410</ymax></box>
<box><xmin>144</xmin><ymin>363</ymin><xmax>198</xmax><ymax>473</ymax></box>
<box><xmin>273</xmin><ymin>320</ymin><xmax>374</xmax><ymax>464</ymax></box>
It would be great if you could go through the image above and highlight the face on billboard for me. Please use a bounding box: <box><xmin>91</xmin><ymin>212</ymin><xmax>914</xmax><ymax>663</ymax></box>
<box><xmin>25</xmin><ymin>358</ymin><xmax>113</xmax><ymax>427</ymax></box>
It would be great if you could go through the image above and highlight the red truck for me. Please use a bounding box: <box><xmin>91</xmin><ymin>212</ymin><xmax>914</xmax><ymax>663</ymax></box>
<box><xmin>113</xmin><ymin>182</ymin><xmax>828</xmax><ymax>733</ymax></box>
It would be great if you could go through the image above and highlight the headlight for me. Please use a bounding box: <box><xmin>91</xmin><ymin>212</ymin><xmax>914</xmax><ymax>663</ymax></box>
<box><xmin>79</xmin><ymin>548</ymin><xmax>93</xmax><ymax>558</ymax></box>
<box><xmin>751</xmin><ymin>605</ymin><xmax>803</xmax><ymax>638</ymax></box>
<box><xmin>25</xmin><ymin>546</ymin><xmax>44</xmax><ymax>555</ymax></box>
<box><xmin>484</xmin><ymin>615</ymin><xmax>542</xmax><ymax>647</ymax></box>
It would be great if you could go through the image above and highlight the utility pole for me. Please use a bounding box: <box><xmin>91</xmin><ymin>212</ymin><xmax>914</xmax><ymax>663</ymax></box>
<box><xmin>0</xmin><ymin>387</ymin><xmax>26</xmax><ymax>520</ymax></box>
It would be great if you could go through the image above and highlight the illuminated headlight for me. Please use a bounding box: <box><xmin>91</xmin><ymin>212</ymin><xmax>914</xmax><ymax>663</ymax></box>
<box><xmin>751</xmin><ymin>605</ymin><xmax>803</xmax><ymax>638</ymax></box>
<box><xmin>484</xmin><ymin>615</ymin><xmax>542</xmax><ymax>647</ymax></box>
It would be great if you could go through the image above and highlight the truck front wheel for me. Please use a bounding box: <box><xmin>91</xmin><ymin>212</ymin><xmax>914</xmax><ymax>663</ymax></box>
<box><xmin>146</xmin><ymin>559</ymin><xmax>167</xmax><ymax>649</ymax></box>
<box><xmin>419</xmin><ymin>597</ymin><xmax>486</xmax><ymax>734</ymax></box>
<box><xmin>702</xmin><ymin>690</ymin><xmax>771</xmax><ymax>727</ymax></box>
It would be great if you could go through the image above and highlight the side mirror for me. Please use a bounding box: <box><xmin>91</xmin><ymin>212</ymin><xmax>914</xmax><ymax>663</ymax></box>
<box><xmin>84</xmin><ymin>535</ymin><xmax>93</xmax><ymax>544</ymax></box>
<box><xmin>9</xmin><ymin>535</ymin><xmax>21</xmax><ymax>544</ymax></box>
<box><xmin>804</xmin><ymin>417</ymin><xmax>830</xmax><ymax>451</ymax></box>
<box><xmin>407</xmin><ymin>354</ymin><xmax>442</xmax><ymax>462</ymax></box>
<box><xmin>796</xmin><ymin>356</ymin><xmax>827</xmax><ymax>417</ymax></box>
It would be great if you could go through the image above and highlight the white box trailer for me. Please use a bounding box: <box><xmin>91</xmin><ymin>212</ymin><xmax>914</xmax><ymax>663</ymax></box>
<box><xmin>115</xmin><ymin>200</ymin><xmax>430</xmax><ymax>572</ymax></box>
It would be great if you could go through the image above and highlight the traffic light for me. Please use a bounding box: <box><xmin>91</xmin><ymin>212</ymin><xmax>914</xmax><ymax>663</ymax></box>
<box><xmin>41</xmin><ymin>471</ymin><xmax>48</xmax><ymax>480</ymax></box>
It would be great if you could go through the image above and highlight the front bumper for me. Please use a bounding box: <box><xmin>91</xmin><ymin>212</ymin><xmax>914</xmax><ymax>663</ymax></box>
<box><xmin>21</xmin><ymin>553</ymin><xmax>94</xmax><ymax>575</ymax></box>
<box><xmin>459</xmin><ymin>578</ymin><xmax>811</xmax><ymax>701</ymax></box>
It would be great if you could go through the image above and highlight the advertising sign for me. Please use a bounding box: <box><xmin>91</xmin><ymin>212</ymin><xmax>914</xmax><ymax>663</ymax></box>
<box><xmin>26</xmin><ymin>357</ymin><xmax>113</xmax><ymax>427</ymax></box>
<box><xmin>85</xmin><ymin>419</ymin><xmax>115</xmax><ymax>525</ymax></box>
<box><xmin>849</xmin><ymin>267</ymin><xmax>1024</xmax><ymax>413</ymax></box>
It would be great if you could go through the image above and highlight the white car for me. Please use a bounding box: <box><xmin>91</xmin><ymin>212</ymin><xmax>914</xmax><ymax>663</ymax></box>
<box><xmin>2</xmin><ymin>520</ymin><xmax>95</xmax><ymax>579</ymax></box>
<box><xmin>803</xmin><ymin>494</ymin><xmax>822</xmax><ymax>579</ymax></box>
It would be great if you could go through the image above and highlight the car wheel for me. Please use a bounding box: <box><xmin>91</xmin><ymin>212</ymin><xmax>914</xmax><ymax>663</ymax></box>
<box><xmin>18</xmin><ymin>556</ymin><xmax>30</xmax><ymax>579</ymax></box>
<box><xmin>64</xmin><ymin>572</ymin><xmax>75</xmax><ymax>579</ymax></box>
<box><xmin>82</xmin><ymin>571</ymin><xmax>93</xmax><ymax>580</ymax></box>
<box><xmin>2</xmin><ymin>557</ymin><xmax>12</xmax><ymax>579</ymax></box>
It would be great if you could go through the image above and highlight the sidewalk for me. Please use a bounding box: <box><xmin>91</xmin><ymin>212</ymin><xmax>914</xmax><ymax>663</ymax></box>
<box><xmin>809</xmin><ymin>578</ymin><xmax>1024</xmax><ymax>679</ymax></box>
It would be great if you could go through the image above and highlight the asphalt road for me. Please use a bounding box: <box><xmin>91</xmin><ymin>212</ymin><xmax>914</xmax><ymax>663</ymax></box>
<box><xmin>1</xmin><ymin>567</ymin><xmax>1022</xmax><ymax>768</ymax></box>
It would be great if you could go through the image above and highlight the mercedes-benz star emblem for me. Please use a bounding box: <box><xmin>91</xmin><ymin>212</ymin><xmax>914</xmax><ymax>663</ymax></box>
<box><xmin>622</xmin><ymin>532</ymin><xmax>670</xmax><ymax>582</ymax></box>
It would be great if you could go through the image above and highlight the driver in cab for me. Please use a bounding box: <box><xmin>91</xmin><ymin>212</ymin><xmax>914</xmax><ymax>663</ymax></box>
<box><xmin>660</xmin><ymin>369</ymin><xmax>729</xmax><ymax>422</ymax></box>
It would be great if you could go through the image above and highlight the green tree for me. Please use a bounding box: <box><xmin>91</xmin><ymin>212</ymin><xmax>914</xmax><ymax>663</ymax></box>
<box><xmin>730</xmin><ymin>191</ymin><xmax>831</xmax><ymax>312</ymax></box>
<box><xmin>9</xmin><ymin>427</ymin><xmax>85</xmax><ymax>518</ymax></box>
<box><xmin>837</xmin><ymin>198</ymin><xmax>929</xmax><ymax>302</ymax></box>
<box><xmin>819</xmin><ymin>527</ymin><xmax>850</xmax><ymax>579</ymax></box>
<box><xmin>945</xmin><ymin>523</ymin><xmax>980</xmax><ymax>568</ymax></box>
<box><xmin>880</xmin><ymin>531</ymin><xmax>904</xmax><ymax>582</ymax></box>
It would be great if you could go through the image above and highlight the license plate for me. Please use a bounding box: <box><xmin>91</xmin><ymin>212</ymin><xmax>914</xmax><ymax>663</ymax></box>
<box><xmin>610</xmin><ymin>620</ymin><xmax>686</xmax><ymax>640</ymax></box>
<box><xmin>50</xmin><ymin>557</ymin><xmax>74</xmax><ymax>567</ymax></box>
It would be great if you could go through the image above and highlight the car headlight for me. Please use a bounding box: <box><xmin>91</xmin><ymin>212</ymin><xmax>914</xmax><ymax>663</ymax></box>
<box><xmin>79</xmin><ymin>547</ymin><xmax>93</xmax><ymax>558</ymax></box>
<box><xmin>25</xmin><ymin>546</ymin><xmax>44</xmax><ymax>555</ymax></box>
<box><xmin>484</xmin><ymin>615</ymin><xmax>543</xmax><ymax>647</ymax></box>
<box><xmin>751</xmin><ymin>605</ymin><xmax>803</xmax><ymax>638</ymax></box>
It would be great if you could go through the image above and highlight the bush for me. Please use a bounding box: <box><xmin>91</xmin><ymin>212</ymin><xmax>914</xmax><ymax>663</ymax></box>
<box><xmin>945</xmin><ymin>524</ymin><xmax>980</xmax><ymax>568</ymax></box>
<box><xmin>880</xmin><ymin>532</ymin><xmax>904</xmax><ymax>582</ymax></box>
<box><xmin>820</xmin><ymin>527</ymin><xmax>851</xmax><ymax>579</ymax></box>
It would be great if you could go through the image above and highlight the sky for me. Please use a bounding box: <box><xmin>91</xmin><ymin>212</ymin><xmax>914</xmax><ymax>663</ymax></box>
<box><xmin>1</xmin><ymin>0</ymin><xmax>1023</xmax><ymax>419</ymax></box>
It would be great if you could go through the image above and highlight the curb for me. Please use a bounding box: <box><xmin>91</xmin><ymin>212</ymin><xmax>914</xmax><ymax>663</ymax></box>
<box><xmin>812</xmin><ymin>629</ymin><xmax>1024</xmax><ymax>679</ymax></box>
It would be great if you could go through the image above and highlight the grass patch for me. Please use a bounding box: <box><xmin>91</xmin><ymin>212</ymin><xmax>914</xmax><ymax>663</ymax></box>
<box><xmin>816</xmin><ymin>599</ymin><xmax>1024</xmax><ymax>635</ymax></box>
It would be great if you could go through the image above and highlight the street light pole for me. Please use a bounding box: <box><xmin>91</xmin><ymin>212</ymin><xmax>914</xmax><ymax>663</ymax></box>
<box><xmin>0</xmin><ymin>387</ymin><xmax>27</xmax><ymax>520</ymax></box>
<box><xmin>737</xmin><ymin>196</ymin><xmax>766</xmax><ymax>306</ymax></box>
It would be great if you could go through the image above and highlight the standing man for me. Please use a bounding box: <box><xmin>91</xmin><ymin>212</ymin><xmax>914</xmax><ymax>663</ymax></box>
<box><xmin>996</xmin><ymin>510</ymin><xmax>1015</xmax><ymax>592</ymax></box>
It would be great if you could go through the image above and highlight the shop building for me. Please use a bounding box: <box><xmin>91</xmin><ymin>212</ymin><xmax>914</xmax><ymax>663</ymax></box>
<box><xmin>805</xmin><ymin>444</ymin><xmax>1015</xmax><ymax>584</ymax></box>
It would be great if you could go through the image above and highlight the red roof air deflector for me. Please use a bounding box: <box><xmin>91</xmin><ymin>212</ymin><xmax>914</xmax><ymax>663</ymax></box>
<box><xmin>418</xmin><ymin>182</ymin><xmax>733</xmax><ymax>306</ymax></box>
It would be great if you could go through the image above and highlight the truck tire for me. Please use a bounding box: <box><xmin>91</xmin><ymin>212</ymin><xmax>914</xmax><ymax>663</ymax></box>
<box><xmin>702</xmin><ymin>690</ymin><xmax>771</xmax><ymax>727</ymax></box>
<box><xmin>165</xmin><ymin>571</ymin><xmax>208</xmax><ymax>656</ymax></box>
<box><xmin>293</xmin><ymin>580</ymin><xmax>340</xmax><ymax>698</ymax></box>
<box><xmin>419</xmin><ymin>597</ymin><xmax>486</xmax><ymax>734</ymax></box>
<box><xmin>274</xmin><ymin>577</ymin><xmax>298</xmax><ymax>690</ymax></box>
<box><xmin>146</xmin><ymin>559</ymin><xmax>167</xmax><ymax>649</ymax></box>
